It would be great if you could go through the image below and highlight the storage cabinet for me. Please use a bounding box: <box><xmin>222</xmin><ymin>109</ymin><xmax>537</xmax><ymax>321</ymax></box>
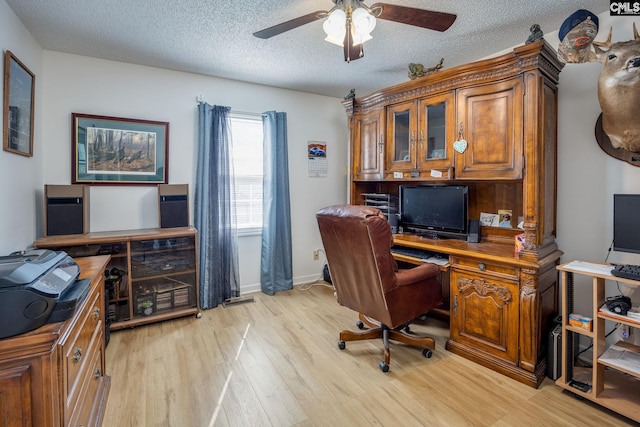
<box><xmin>34</xmin><ymin>227</ymin><xmax>200</xmax><ymax>330</ymax></box>
<box><xmin>352</xmin><ymin>108</ymin><xmax>385</xmax><ymax>181</ymax></box>
<box><xmin>450</xmin><ymin>256</ymin><xmax>520</xmax><ymax>364</ymax></box>
<box><xmin>0</xmin><ymin>256</ymin><xmax>111</xmax><ymax>427</ymax></box>
<box><xmin>385</xmin><ymin>92</ymin><xmax>455</xmax><ymax>178</ymax></box>
<box><xmin>556</xmin><ymin>261</ymin><xmax>640</xmax><ymax>422</ymax></box>
<box><xmin>454</xmin><ymin>77</ymin><xmax>524</xmax><ymax>180</ymax></box>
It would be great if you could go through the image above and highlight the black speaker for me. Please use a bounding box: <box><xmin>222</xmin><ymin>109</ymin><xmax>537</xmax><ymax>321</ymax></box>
<box><xmin>388</xmin><ymin>213</ymin><xmax>399</xmax><ymax>234</ymax></box>
<box><xmin>467</xmin><ymin>219</ymin><xmax>480</xmax><ymax>243</ymax></box>
<box><xmin>45</xmin><ymin>185</ymin><xmax>89</xmax><ymax>236</ymax></box>
<box><xmin>159</xmin><ymin>184</ymin><xmax>189</xmax><ymax>228</ymax></box>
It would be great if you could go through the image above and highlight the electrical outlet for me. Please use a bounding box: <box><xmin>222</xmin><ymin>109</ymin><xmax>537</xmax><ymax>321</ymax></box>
<box><xmin>313</xmin><ymin>249</ymin><xmax>319</xmax><ymax>260</ymax></box>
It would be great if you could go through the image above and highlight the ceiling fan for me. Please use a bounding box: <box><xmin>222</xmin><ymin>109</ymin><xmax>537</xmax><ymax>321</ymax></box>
<box><xmin>253</xmin><ymin>1</ymin><xmax>457</xmax><ymax>62</ymax></box>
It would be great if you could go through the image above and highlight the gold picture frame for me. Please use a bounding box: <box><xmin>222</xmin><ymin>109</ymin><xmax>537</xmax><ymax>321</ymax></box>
<box><xmin>3</xmin><ymin>51</ymin><xmax>35</xmax><ymax>157</ymax></box>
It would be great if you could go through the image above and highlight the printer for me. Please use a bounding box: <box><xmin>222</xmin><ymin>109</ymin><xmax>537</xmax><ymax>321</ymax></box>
<box><xmin>0</xmin><ymin>249</ymin><xmax>90</xmax><ymax>339</ymax></box>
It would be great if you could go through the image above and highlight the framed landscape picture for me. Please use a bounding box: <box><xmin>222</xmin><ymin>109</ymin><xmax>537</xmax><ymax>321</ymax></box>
<box><xmin>72</xmin><ymin>113</ymin><xmax>169</xmax><ymax>185</ymax></box>
<box><xmin>3</xmin><ymin>51</ymin><xmax>35</xmax><ymax>157</ymax></box>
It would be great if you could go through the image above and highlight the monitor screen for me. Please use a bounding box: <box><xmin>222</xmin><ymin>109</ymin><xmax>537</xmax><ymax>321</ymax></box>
<box><xmin>400</xmin><ymin>185</ymin><xmax>468</xmax><ymax>239</ymax></box>
<box><xmin>613</xmin><ymin>194</ymin><xmax>640</xmax><ymax>254</ymax></box>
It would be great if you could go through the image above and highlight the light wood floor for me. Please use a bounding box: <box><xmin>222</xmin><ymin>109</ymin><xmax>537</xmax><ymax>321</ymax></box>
<box><xmin>104</xmin><ymin>282</ymin><xmax>636</xmax><ymax>426</ymax></box>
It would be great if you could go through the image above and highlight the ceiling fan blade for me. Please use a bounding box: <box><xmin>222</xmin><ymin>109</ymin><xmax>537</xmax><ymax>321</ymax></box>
<box><xmin>371</xmin><ymin>3</ymin><xmax>456</xmax><ymax>32</ymax></box>
<box><xmin>343</xmin><ymin>25</ymin><xmax>364</xmax><ymax>63</ymax></box>
<box><xmin>253</xmin><ymin>10</ymin><xmax>327</xmax><ymax>39</ymax></box>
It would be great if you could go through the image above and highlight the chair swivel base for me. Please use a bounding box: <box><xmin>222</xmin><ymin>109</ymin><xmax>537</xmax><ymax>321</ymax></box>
<box><xmin>337</xmin><ymin>314</ymin><xmax>435</xmax><ymax>372</ymax></box>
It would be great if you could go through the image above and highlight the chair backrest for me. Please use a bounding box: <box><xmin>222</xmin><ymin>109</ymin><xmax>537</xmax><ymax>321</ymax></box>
<box><xmin>316</xmin><ymin>205</ymin><xmax>398</xmax><ymax>326</ymax></box>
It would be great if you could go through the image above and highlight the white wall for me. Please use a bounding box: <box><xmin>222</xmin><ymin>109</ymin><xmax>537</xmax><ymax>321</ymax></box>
<box><xmin>39</xmin><ymin>51</ymin><xmax>348</xmax><ymax>292</ymax></box>
<box><xmin>0</xmin><ymin>1</ymin><xmax>43</xmax><ymax>252</ymax></box>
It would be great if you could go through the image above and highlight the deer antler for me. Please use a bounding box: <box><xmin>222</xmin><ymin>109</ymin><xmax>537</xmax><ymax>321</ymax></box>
<box><xmin>593</xmin><ymin>26</ymin><xmax>613</xmax><ymax>50</ymax></box>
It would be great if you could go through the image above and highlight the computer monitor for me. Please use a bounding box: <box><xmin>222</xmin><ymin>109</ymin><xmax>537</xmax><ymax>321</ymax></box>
<box><xmin>399</xmin><ymin>185</ymin><xmax>468</xmax><ymax>240</ymax></box>
<box><xmin>613</xmin><ymin>194</ymin><xmax>640</xmax><ymax>254</ymax></box>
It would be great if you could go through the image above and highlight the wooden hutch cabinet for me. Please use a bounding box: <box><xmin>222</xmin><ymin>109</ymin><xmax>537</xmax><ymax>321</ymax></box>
<box><xmin>343</xmin><ymin>40</ymin><xmax>564</xmax><ymax>387</ymax></box>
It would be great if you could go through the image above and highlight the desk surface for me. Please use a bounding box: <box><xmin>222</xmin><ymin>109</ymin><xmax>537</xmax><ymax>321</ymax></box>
<box><xmin>393</xmin><ymin>233</ymin><xmax>560</xmax><ymax>268</ymax></box>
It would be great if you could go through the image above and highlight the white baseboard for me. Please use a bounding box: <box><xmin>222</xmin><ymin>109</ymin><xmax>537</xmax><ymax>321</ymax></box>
<box><xmin>238</xmin><ymin>273</ymin><xmax>323</xmax><ymax>295</ymax></box>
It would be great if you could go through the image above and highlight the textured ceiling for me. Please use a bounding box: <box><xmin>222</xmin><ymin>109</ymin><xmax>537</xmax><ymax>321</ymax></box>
<box><xmin>6</xmin><ymin>0</ymin><xmax>609</xmax><ymax>99</ymax></box>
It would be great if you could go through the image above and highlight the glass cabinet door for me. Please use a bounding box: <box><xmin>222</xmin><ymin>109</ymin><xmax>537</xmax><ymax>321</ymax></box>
<box><xmin>386</xmin><ymin>101</ymin><xmax>416</xmax><ymax>172</ymax></box>
<box><xmin>417</xmin><ymin>92</ymin><xmax>455</xmax><ymax>170</ymax></box>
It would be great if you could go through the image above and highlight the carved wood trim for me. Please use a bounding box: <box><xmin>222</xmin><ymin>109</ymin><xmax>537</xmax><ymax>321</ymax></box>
<box><xmin>348</xmin><ymin>41</ymin><xmax>563</xmax><ymax>115</ymax></box>
<box><xmin>457</xmin><ymin>277</ymin><xmax>512</xmax><ymax>303</ymax></box>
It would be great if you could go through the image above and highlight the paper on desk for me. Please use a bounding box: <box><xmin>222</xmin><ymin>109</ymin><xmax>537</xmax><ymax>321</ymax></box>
<box><xmin>562</xmin><ymin>260</ymin><xmax>612</xmax><ymax>276</ymax></box>
<box><xmin>422</xmin><ymin>257</ymin><xmax>449</xmax><ymax>266</ymax></box>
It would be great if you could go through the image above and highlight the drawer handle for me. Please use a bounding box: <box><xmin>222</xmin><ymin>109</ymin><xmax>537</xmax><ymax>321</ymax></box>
<box><xmin>93</xmin><ymin>307</ymin><xmax>100</xmax><ymax>319</ymax></box>
<box><xmin>478</xmin><ymin>263</ymin><xmax>486</xmax><ymax>271</ymax></box>
<box><xmin>95</xmin><ymin>368</ymin><xmax>102</xmax><ymax>379</ymax></box>
<box><xmin>73</xmin><ymin>347</ymin><xmax>82</xmax><ymax>363</ymax></box>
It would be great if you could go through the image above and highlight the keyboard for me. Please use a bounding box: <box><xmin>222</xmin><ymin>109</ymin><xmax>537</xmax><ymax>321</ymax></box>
<box><xmin>611</xmin><ymin>264</ymin><xmax>640</xmax><ymax>281</ymax></box>
<box><xmin>390</xmin><ymin>246</ymin><xmax>435</xmax><ymax>260</ymax></box>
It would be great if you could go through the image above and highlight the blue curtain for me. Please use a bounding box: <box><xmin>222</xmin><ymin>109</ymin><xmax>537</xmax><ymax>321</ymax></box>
<box><xmin>260</xmin><ymin>111</ymin><xmax>293</xmax><ymax>295</ymax></box>
<box><xmin>195</xmin><ymin>103</ymin><xmax>240</xmax><ymax>309</ymax></box>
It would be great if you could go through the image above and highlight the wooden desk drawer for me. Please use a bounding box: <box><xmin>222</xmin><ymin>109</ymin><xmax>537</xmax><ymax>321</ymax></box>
<box><xmin>451</xmin><ymin>256</ymin><xmax>518</xmax><ymax>280</ymax></box>
<box><xmin>61</xmin><ymin>285</ymin><xmax>102</xmax><ymax>410</ymax></box>
<box><xmin>68</xmin><ymin>344</ymin><xmax>104</xmax><ymax>427</ymax></box>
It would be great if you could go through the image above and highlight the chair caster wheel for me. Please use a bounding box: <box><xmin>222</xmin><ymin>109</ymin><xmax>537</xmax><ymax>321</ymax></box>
<box><xmin>422</xmin><ymin>349</ymin><xmax>433</xmax><ymax>358</ymax></box>
<box><xmin>379</xmin><ymin>362</ymin><xmax>389</xmax><ymax>372</ymax></box>
<box><xmin>356</xmin><ymin>320</ymin><xmax>364</xmax><ymax>329</ymax></box>
<box><xmin>338</xmin><ymin>341</ymin><xmax>346</xmax><ymax>350</ymax></box>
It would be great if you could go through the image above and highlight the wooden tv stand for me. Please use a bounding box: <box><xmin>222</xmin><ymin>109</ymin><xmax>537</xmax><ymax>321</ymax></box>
<box><xmin>34</xmin><ymin>227</ymin><xmax>200</xmax><ymax>331</ymax></box>
<box><xmin>393</xmin><ymin>234</ymin><xmax>562</xmax><ymax>388</ymax></box>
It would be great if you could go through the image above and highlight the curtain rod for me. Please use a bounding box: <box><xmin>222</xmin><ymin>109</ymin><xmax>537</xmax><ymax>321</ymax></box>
<box><xmin>196</xmin><ymin>101</ymin><xmax>265</xmax><ymax>118</ymax></box>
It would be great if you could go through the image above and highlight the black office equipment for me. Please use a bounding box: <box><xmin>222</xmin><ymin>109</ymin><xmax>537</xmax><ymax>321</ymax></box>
<box><xmin>611</xmin><ymin>264</ymin><xmax>640</xmax><ymax>282</ymax></box>
<box><xmin>0</xmin><ymin>249</ymin><xmax>88</xmax><ymax>339</ymax></box>
<box><xmin>467</xmin><ymin>219</ymin><xmax>481</xmax><ymax>243</ymax></box>
<box><xmin>613</xmin><ymin>194</ymin><xmax>640</xmax><ymax>254</ymax></box>
<box><xmin>159</xmin><ymin>184</ymin><xmax>189</xmax><ymax>228</ymax></box>
<box><xmin>399</xmin><ymin>185</ymin><xmax>468</xmax><ymax>240</ymax></box>
<box><xmin>45</xmin><ymin>184</ymin><xmax>90</xmax><ymax>236</ymax></box>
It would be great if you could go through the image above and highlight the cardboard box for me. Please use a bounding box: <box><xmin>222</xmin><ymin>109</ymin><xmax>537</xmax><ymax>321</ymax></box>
<box><xmin>569</xmin><ymin>313</ymin><xmax>593</xmax><ymax>331</ymax></box>
<box><xmin>515</xmin><ymin>233</ymin><xmax>525</xmax><ymax>254</ymax></box>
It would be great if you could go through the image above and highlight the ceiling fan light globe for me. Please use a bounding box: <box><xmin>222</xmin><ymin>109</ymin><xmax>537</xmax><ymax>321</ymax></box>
<box><xmin>352</xmin><ymin>31</ymin><xmax>372</xmax><ymax>46</ymax></box>
<box><xmin>352</xmin><ymin>7</ymin><xmax>376</xmax><ymax>36</ymax></box>
<box><xmin>323</xmin><ymin>9</ymin><xmax>346</xmax><ymax>37</ymax></box>
<box><xmin>325</xmin><ymin>33</ymin><xmax>346</xmax><ymax>46</ymax></box>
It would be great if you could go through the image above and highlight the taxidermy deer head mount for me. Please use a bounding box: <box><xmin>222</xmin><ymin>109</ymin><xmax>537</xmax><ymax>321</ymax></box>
<box><xmin>559</xmin><ymin>10</ymin><xmax>640</xmax><ymax>153</ymax></box>
<box><xmin>591</xmin><ymin>24</ymin><xmax>640</xmax><ymax>152</ymax></box>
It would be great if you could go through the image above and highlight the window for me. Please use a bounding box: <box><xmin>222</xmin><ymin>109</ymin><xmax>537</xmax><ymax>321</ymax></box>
<box><xmin>230</xmin><ymin>113</ymin><xmax>263</xmax><ymax>233</ymax></box>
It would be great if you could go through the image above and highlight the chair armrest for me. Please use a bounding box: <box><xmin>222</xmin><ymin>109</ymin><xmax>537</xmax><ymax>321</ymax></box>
<box><xmin>396</xmin><ymin>262</ymin><xmax>441</xmax><ymax>287</ymax></box>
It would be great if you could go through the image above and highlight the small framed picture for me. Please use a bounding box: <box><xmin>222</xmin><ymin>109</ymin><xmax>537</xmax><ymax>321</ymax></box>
<box><xmin>3</xmin><ymin>51</ymin><xmax>35</xmax><ymax>157</ymax></box>
<box><xmin>479</xmin><ymin>212</ymin><xmax>499</xmax><ymax>227</ymax></box>
<box><xmin>498</xmin><ymin>209</ymin><xmax>513</xmax><ymax>228</ymax></box>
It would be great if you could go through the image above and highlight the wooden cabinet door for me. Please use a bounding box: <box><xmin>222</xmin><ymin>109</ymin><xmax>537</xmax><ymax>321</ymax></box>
<box><xmin>353</xmin><ymin>109</ymin><xmax>384</xmax><ymax>180</ymax></box>
<box><xmin>450</xmin><ymin>269</ymin><xmax>520</xmax><ymax>363</ymax></box>
<box><xmin>386</xmin><ymin>100</ymin><xmax>416</xmax><ymax>173</ymax></box>
<box><xmin>455</xmin><ymin>77</ymin><xmax>523</xmax><ymax>179</ymax></box>
<box><xmin>417</xmin><ymin>92</ymin><xmax>455</xmax><ymax>171</ymax></box>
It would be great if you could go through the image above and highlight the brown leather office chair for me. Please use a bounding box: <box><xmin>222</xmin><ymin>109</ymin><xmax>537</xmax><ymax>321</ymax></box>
<box><xmin>316</xmin><ymin>205</ymin><xmax>443</xmax><ymax>372</ymax></box>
